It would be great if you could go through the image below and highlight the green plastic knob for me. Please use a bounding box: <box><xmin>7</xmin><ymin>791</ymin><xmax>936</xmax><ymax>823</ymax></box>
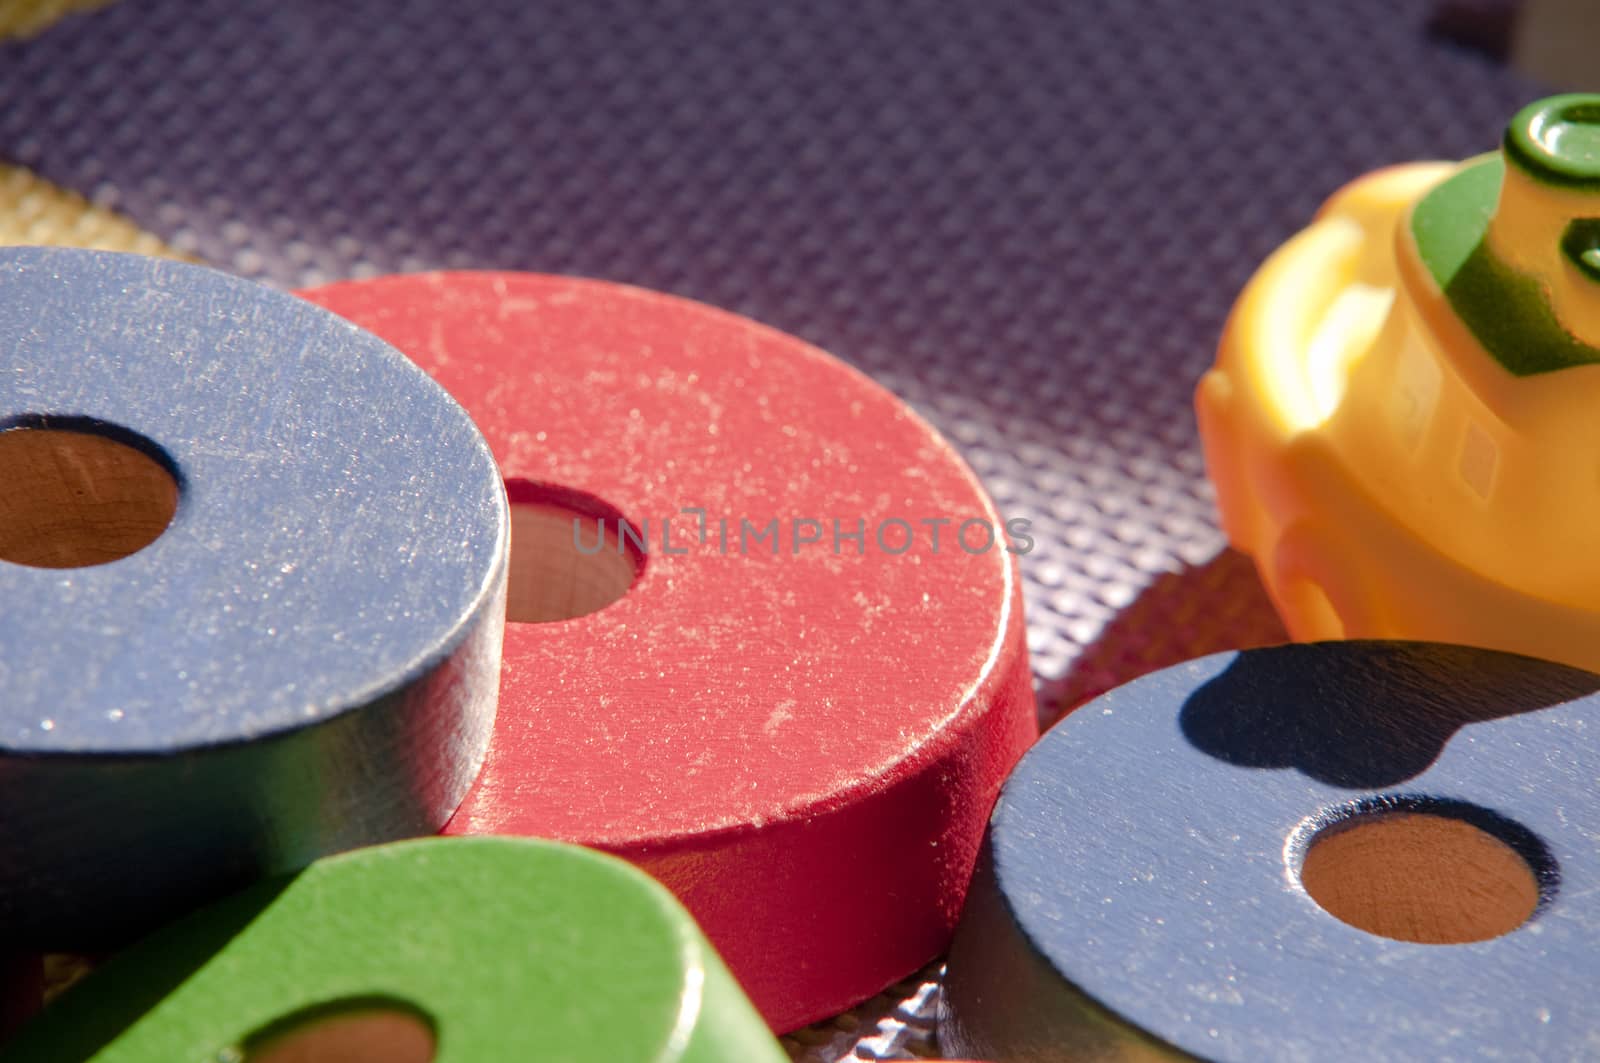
<box><xmin>1505</xmin><ymin>94</ymin><xmax>1600</xmax><ymax>188</ymax></box>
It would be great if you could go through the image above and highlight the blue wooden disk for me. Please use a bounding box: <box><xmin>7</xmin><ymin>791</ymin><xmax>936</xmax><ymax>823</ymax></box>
<box><xmin>0</xmin><ymin>248</ymin><xmax>507</xmax><ymax>948</ymax></box>
<box><xmin>941</xmin><ymin>641</ymin><xmax>1600</xmax><ymax>1062</ymax></box>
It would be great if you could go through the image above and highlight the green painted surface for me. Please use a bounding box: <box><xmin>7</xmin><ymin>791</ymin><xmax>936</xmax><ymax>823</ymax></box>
<box><xmin>1410</xmin><ymin>154</ymin><xmax>1501</xmax><ymax>289</ymax></box>
<box><xmin>1412</xmin><ymin>154</ymin><xmax>1600</xmax><ymax>376</ymax></box>
<box><xmin>2</xmin><ymin>837</ymin><xmax>786</xmax><ymax>1063</ymax></box>
<box><xmin>1504</xmin><ymin>94</ymin><xmax>1600</xmax><ymax>188</ymax></box>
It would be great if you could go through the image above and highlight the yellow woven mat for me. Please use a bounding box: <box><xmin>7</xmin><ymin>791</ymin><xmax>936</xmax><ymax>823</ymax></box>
<box><xmin>0</xmin><ymin>163</ymin><xmax>189</xmax><ymax>258</ymax></box>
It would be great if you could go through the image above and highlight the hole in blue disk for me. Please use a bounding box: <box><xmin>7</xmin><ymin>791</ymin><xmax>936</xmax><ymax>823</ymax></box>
<box><xmin>1292</xmin><ymin>795</ymin><xmax>1556</xmax><ymax>945</ymax></box>
<box><xmin>0</xmin><ymin>419</ymin><xmax>179</xmax><ymax>569</ymax></box>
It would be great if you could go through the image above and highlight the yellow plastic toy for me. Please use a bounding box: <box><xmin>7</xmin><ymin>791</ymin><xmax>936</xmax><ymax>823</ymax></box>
<box><xmin>1197</xmin><ymin>94</ymin><xmax>1600</xmax><ymax>672</ymax></box>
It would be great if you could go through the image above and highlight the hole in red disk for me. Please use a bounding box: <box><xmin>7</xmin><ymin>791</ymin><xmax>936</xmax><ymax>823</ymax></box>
<box><xmin>504</xmin><ymin>479</ymin><xmax>644</xmax><ymax>624</ymax></box>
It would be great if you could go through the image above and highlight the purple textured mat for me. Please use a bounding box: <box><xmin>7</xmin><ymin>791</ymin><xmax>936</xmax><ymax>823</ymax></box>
<box><xmin>0</xmin><ymin>1</ymin><xmax>1545</xmax><ymax>1057</ymax></box>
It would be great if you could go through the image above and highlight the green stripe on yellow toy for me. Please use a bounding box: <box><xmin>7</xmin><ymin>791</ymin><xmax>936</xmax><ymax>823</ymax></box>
<box><xmin>1195</xmin><ymin>94</ymin><xmax>1600</xmax><ymax>673</ymax></box>
<box><xmin>1</xmin><ymin>837</ymin><xmax>785</xmax><ymax>1063</ymax></box>
<box><xmin>1416</xmin><ymin>96</ymin><xmax>1600</xmax><ymax>375</ymax></box>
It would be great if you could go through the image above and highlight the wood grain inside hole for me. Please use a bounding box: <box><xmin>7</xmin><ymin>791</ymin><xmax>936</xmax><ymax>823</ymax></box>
<box><xmin>244</xmin><ymin>1008</ymin><xmax>436</xmax><ymax>1063</ymax></box>
<box><xmin>1300</xmin><ymin>812</ymin><xmax>1539</xmax><ymax>944</ymax></box>
<box><xmin>0</xmin><ymin>427</ymin><xmax>177</xmax><ymax>569</ymax></box>
<box><xmin>507</xmin><ymin>501</ymin><xmax>638</xmax><ymax>623</ymax></box>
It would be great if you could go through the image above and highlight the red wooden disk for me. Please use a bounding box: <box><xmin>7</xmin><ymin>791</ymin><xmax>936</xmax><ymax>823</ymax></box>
<box><xmin>300</xmin><ymin>273</ymin><xmax>1037</xmax><ymax>1032</ymax></box>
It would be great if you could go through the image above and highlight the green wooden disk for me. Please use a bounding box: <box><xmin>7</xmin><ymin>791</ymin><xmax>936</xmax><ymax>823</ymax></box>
<box><xmin>3</xmin><ymin>837</ymin><xmax>785</xmax><ymax>1062</ymax></box>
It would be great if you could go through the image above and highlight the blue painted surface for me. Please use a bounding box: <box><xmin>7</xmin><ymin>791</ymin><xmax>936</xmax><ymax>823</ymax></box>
<box><xmin>0</xmin><ymin>248</ymin><xmax>507</xmax><ymax>946</ymax></box>
<box><xmin>943</xmin><ymin>641</ymin><xmax>1600</xmax><ymax>1061</ymax></box>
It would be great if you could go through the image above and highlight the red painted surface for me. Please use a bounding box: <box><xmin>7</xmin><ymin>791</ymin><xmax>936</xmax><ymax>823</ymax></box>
<box><xmin>300</xmin><ymin>273</ymin><xmax>1037</xmax><ymax>1033</ymax></box>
